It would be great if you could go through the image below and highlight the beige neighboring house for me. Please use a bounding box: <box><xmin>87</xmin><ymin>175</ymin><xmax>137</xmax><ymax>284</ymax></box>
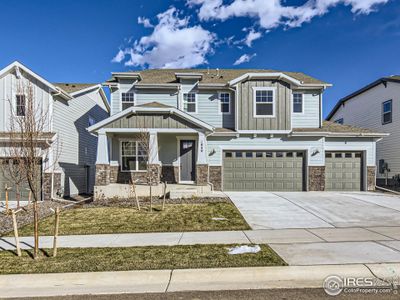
<box><xmin>0</xmin><ymin>61</ymin><xmax>110</xmax><ymax>201</ymax></box>
<box><xmin>88</xmin><ymin>69</ymin><xmax>387</xmax><ymax>199</ymax></box>
<box><xmin>327</xmin><ymin>76</ymin><xmax>399</xmax><ymax>185</ymax></box>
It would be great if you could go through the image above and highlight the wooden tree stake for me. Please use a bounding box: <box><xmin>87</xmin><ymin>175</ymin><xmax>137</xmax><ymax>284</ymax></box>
<box><xmin>162</xmin><ymin>182</ymin><xmax>167</xmax><ymax>211</ymax></box>
<box><xmin>52</xmin><ymin>207</ymin><xmax>60</xmax><ymax>257</ymax></box>
<box><xmin>11</xmin><ymin>209</ymin><xmax>21</xmax><ymax>257</ymax></box>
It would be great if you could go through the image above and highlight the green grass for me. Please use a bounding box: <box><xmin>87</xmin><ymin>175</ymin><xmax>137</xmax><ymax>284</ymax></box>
<box><xmin>0</xmin><ymin>244</ymin><xmax>286</xmax><ymax>274</ymax></box>
<box><xmin>16</xmin><ymin>203</ymin><xmax>250</xmax><ymax>236</ymax></box>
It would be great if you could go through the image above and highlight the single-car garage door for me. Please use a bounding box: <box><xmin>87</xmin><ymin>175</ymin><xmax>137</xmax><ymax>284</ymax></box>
<box><xmin>325</xmin><ymin>152</ymin><xmax>362</xmax><ymax>191</ymax></box>
<box><xmin>223</xmin><ymin>151</ymin><xmax>304</xmax><ymax>191</ymax></box>
<box><xmin>0</xmin><ymin>158</ymin><xmax>42</xmax><ymax>202</ymax></box>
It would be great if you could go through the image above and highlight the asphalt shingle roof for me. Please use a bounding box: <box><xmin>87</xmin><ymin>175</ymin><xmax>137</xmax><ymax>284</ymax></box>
<box><xmin>53</xmin><ymin>83</ymin><xmax>98</xmax><ymax>94</ymax></box>
<box><xmin>107</xmin><ymin>69</ymin><xmax>328</xmax><ymax>85</ymax></box>
<box><xmin>293</xmin><ymin>121</ymin><xmax>379</xmax><ymax>134</ymax></box>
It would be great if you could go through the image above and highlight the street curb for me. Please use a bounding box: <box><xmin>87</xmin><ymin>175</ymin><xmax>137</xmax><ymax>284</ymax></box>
<box><xmin>1</xmin><ymin>264</ymin><xmax>399</xmax><ymax>298</ymax></box>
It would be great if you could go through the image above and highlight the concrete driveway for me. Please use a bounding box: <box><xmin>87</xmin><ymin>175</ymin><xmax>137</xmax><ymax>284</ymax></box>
<box><xmin>226</xmin><ymin>191</ymin><xmax>400</xmax><ymax>230</ymax></box>
<box><xmin>226</xmin><ymin>191</ymin><xmax>400</xmax><ymax>265</ymax></box>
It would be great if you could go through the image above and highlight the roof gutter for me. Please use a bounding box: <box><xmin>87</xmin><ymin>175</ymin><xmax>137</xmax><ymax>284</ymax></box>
<box><xmin>291</xmin><ymin>132</ymin><xmax>390</xmax><ymax>138</ymax></box>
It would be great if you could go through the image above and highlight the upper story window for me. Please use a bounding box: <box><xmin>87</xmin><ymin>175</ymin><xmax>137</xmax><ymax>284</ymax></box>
<box><xmin>382</xmin><ymin>100</ymin><xmax>392</xmax><ymax>125</ymax></box>
<box><xmin>121</xmin><ymin>92</ymin><xmax>135</xmax><ymax>110</ymax></box>
<box><xmin>219</xmin><ymin>92</ymin><xmax>230</xmax><ymax>114</ymax></box>
<box><xmin>88</xmin><ymin>116</ymin><xmax>96</xmax><ymax>127</ymax></box>
<box><xmin>253</xmin><ymin>87</ymin><xmax>275</xmax><ymax>117</ymax></box>
<box><xmin>183</xmin><ymin>92</ymin><xmax>197</xmax><ymax>113</ymax></box>
<box><xmin>335</xmin><ymin>118</ymin><xmax>344</xmax><ymax>125</ymax></box>
<box><xmin>293</xmin><ymin>93</ymin><xmax>303</xmax><ymax>113</ymax></box>
<box><xmin>120</xmin><ymin>140</ymin><xmax>147</xmax><ymax>172</ymax></box>
<box><xmin>16</xmin><ymin>94</ymin><xmax>26</xmax><ymax>117</ymax></box>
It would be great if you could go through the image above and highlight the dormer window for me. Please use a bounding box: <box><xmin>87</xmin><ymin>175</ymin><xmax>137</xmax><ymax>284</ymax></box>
<box><xmin>293</xmin><ymin>93</ymin><xmax>303</xmax><ymax>113</ymax></box>
<box><xmin>183</xmin><ymin>92</ymin><xmax>197</xmax><ymax>113</ymax></box>
<box><xmin>16</xmin><ymin>94</ymin><xmax>26</xmax><ymax>117</ymax></box>
<box><xmin>253</xmin><ymin>87</ymin><xmax>276</xmax><ymax>118</ymax></box>
<box><xmin>121</xmin><ymin>92</ymin><xmax>135</xmax><ymax>110</ymax></box>
<box><xmin>219</xmin><ymin>92</ymin><xmax>231</xmax><ymax>114</ymax></box>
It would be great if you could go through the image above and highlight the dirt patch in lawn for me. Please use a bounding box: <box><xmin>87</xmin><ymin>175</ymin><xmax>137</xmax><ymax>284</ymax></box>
<box><xmin>13</xmin><ymin>200</ymin><xmax>249</xmax><ymax>236</ymax></box>
<box><xmin>0</xmin><ymin>244</ymin><xmax>286</xmax><ymax>274</ymax></box>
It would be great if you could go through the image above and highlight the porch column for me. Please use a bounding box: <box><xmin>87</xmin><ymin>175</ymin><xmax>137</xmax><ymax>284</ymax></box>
<box><xmin>95</xmin><ymin>130</ymin><xmax>110</xmax><ymax>186</ymax></box>
<box><xmin>196</xmin><ymin>131</ymin><xmax>209</xmax><ymax>185</ymax></box>
<box><xmin>149</xmin><ymin>131</ymin><xmax>160</xmax><ymax>164</ymax></box>
<box><xmin>96</xmin><ymin>130</ymin><xmax>109</xmax><ymax>164</ymax></box>
<box><xmin>148</xmin><ymin>131</ymin><xmax>161</xmax><ymax>183</ymax></box>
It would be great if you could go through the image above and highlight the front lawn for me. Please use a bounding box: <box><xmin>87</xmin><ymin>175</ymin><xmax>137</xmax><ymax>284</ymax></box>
<box><xmin>16</xmin><ymin>202</ymin><xmax>250</xmax><ymax>236</ymax></box>
<box><xmin>0</xmin><ymin>244</ymin><xmax>286</xmax><ymax>274</ymax></box>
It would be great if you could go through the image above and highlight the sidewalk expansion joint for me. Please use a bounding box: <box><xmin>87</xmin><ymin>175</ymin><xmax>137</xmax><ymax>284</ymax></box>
<box><xmin>165</xmin><ymin>269</ymin><xmax>173</xmax><ymax>292</ymax></box>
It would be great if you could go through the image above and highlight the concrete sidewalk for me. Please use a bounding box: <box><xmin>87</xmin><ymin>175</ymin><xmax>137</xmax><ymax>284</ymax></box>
<box><xmin>1</xmin><ymin>264</ymin><xmax>399</xmax><ymax>298</ymax></box>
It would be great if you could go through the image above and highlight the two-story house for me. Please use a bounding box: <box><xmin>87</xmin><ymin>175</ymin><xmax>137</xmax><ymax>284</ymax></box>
<box><xmin>88</xmin><ymin>69</ymin><xmax>386</xmax><ymax>198</ymax></box>
<box><xmin>327</xmin><ymin>76</ymin><xmax>399</xmax><ymax>185</ymax></box>
<box><xmin>0</xmin><ymin>61</ymin><xmax>110</xmax><ymax>201</ymax></box>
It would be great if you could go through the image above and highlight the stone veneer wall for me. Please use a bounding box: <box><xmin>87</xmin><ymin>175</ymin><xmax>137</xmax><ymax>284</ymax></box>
<box><xmin>209</xmin><ymin>166</ymin><xmax>222</xmax><ymax>191</ymax></box>
<box><xmin>96</xmin><ymin>164</ymin><xmax>161</xmax><ymax>185</ymax></box>
<box><xmin>308</xmin><ymin>166</ymin><xmax>325</xmax><ymax>191</ymax></box>
<box><xmin>196</xmin><ymin>164</ymin><xmax>209</xmax><ymax>185</ymax></box>
<box><xmin>43</xmin><ymin>172</ymin><xmax>61</xmax><ymax>200</ymax></box>
<box><xmin>367</xmin><ymin>166</ymin><xmax>376</xmax><ymax>191</ymax></box>
<box><xmin>161</xmin><ymin>166</ymin><xmax>179</xmax><ymax>183</ymax></box>
<box><xmin>95</xmin><ymin>164</ymin><xmax>110</xmax><ymax>186</ymax></box>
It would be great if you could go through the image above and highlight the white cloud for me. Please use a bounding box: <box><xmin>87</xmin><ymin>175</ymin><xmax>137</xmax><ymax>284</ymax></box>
<box><xmin>244</xmin><ymin>29</ymin><xmax>262</xmax><ymax>47</ymax></box>
<box><xmin>188</xmin><ymin>0</ymin><xmax>389</xmax><ymax>30</ymax></box>
<box><xmin>138</xmin><ymin>16</ymin><xmax>153</xmax><ymax>28</ymax></box>
<box><xmin>233</xmin><ymin>53</ymin><xmax>256</xmax><ymax>65</ymax></box>
<box><xmin>113</xmin><ymin>7</ymin><xmax>216</xmax><ymax>68</ymax></box>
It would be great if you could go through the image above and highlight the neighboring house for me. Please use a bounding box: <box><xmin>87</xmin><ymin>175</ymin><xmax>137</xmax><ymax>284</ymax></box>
<box><xmin>327</xmin><ymin>76</ymin><xmax>399</xmax><ymax>185</ymax></box>
<box><xmin>88</xmin><ymin>69</ymin><xmax>386</xmax><ymax>196</ymax></box>
<box><xmin>0</xmin><ymin>61</ymin><xmax>110</xmax><ymax>200</ymax></box>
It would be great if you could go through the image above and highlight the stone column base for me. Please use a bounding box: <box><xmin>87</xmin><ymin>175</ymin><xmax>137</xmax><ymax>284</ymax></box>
<box><xmin>95</xmin><ymin>164</ymin><xmax>110</xmax><ymax>186</ymax></box>
<box><xmin>196</xmin><ymin>164</ymin><xmax>209</xmax><ymax>186</ymax></box>
<box><xmin>209</xmin><ymin>166</ymin><xmax>222</xmax><ymax>191</ymax></box>
<box><xmin>367</xmin><ymin>166</ymin><xmax>376</xmax><ymax>191</ymax></box>
<box><xmin>43</xmin><ymin>172</ymin><xmax>62</xmax><ymax>200</ymax></box>
<box><xmin>308</xmin><ymin>166</ymin><xmax>325</xmax><ymax>191</ymax></box>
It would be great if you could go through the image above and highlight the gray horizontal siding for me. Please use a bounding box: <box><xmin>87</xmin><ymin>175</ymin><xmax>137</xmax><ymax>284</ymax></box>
<box><xmin>292</xmin><ymin>91</ymin><xmax>321</xmax><ymax>128</ymax></box>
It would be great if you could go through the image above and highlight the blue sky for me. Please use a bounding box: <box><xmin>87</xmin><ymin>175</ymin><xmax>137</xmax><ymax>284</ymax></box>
<box><xmin>1</xmin><ymin>0</ymin><xmax>399</xmax><ymax>117</ymax></box>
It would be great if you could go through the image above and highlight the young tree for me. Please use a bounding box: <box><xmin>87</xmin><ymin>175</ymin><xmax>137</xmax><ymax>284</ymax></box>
<box><xmin>6</xmin><ymin>80</ymin><xmax>60</xmax><ymax>259</ymax></box>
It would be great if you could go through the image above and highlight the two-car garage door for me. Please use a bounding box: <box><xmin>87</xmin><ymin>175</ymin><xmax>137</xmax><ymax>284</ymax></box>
<box><xmin>222</xmin><ymin>150</ymin><xmax>363</xmax><ymax>192</ymax></box>
<box><xmin>223</xmin><ymin>151</ymin><xmax>305</xmax><ymax>191</ymax></box>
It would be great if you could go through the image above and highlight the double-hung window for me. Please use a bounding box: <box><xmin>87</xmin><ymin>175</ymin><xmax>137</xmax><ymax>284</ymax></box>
<box><xmin>121</xmin><ymin>92</ymin><xmax>135</xmax><ymax>110</ymax></box>
<box><xmin>382</xmin><ymin>100</ymin><xmax>392</xmax><ymax>125</ymax></box>
<box><xmin>293</xmin><ymin>93</ymin><xmax>303</xmax><ymax>113</ymax></box>
<box><xmin>16</xmin><ymin>94</ymin><xmax>26</xmax><ymax>117</ymax></box>
<box><xmin>219</xmin><ymin>92</ymin><xmax>230</xmax><ymax>114</ymax></box>
<box><xmin>183</xmin><ymin>92</ymin><xmax>197</xmax><ymax>113</ymax></box>
<box><xmin>120</xmin><ymin>140</ymin><xmax>147</xmax><ymax>172</ymax></box>
<box><xmin>254</xmin><ymin>88</ymin><xmax>275</xmax><ymax>117</ymax></box>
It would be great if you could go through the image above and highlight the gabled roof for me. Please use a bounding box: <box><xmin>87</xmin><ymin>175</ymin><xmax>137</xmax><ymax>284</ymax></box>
<box><xmin>105</xmin><ymin>68</ymin><xmax>330</xmax><ymax>87</ymax></box>
<box><xmin>0</xmin><ymin>61</ymin><xmax>72</xmax><ymax>100</ymax></box>
<box><xmin>327</xmin><ymin>76</ymin><xmax>400</xmax><ymax>120</ymax></box>
<box><xmin>88</xmin><ymin>102</ymin><xmax>214</xmax><ymax>133</ymax></box>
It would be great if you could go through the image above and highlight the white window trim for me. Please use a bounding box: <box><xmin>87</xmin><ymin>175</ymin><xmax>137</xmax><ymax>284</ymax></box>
<box><xmin>382</xmin><ymin>99</ymin><xmax>392</xmax><ymax>125</ymax></box>
<box><xmin>292</xmin><ymin>92</ymin><xmax>304</xmax><ymax>114</ymax></box>
<box><xmin>15</xmin><ymin>93</ymin><xmax>26</xmax><ymax>117</ymax></box>
<box><xmin>252</xmin><ymin>87</ymin><xmax>276</xmax><ymax>118</ymax></box>
<box><xmin>182</xmin><ymin>92</ymin><xmax>198</xmax><ymax>114</ymax></box>
<box><xmin>119</xmin><ymin>139</ymin><xmax>147</xmax><ymax>173</ymax></box>
<box><xmin>218</xmin><ymin>91</ymin><xmax>231</xmax><ymax>115</ymax></box>
<box><xmin>120</xmin><ymin>91</ymin><xmax>136</xmax><ymax>111</ymax></box>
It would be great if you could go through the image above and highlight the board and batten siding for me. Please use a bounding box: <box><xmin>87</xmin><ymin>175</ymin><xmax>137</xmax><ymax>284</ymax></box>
<box><xmin>54</xmin><ymin>91</ymin><xmax>109</xmax><ymax>196</ymax></box>
<box><xmin>329</xmin><ymin>82</ymin><xmax>400</xmax><ymax>179</ymax></box>
<box><xmin>237</xmin><ymin>80</ymin><xmax>291</xmax><ymax>131</ymax></box>
<box><xmin>292</xmin><ymin>91</ymin><xmax>321</xmax><ymax>128</ymax></box>
<box><xmin>207</xmin><ymin>136</ymin><xmax>325</xmax><ymax>166</ymax></box>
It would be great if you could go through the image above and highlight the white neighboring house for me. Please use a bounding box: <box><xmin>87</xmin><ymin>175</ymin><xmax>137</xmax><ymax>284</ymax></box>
<box><xmin>0</xmin><ymin>61</ymin><xmax>110</xmax><ymax>200</ymax></box>
<box><xmin>327</xmin><ymin>76</ymin><xmax>399</xmax><ymax>185</ymax></box>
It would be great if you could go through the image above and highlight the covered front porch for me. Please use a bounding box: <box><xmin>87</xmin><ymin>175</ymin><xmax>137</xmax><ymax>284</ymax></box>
<box><xmin>88</xmin><ymin>103</ymin><xmax>215</xmax><ymax>199</ymax></box>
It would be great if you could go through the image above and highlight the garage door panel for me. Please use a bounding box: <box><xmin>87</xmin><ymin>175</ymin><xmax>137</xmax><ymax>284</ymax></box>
<box><xmin>223</xmin><ymin>151</ymin><xmax>304</xmax><ymax>191</ymax></box>
<box><xmin>325</xmin><ymin>152</ymin><xmax>362</xmax><ymax>191</ymax></box>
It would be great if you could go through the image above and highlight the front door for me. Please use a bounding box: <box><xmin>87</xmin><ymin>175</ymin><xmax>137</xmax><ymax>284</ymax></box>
<box><xmin>180</xmin><ymin>140</ymin><xmax>196</xmax><ymax>182</ymax></box>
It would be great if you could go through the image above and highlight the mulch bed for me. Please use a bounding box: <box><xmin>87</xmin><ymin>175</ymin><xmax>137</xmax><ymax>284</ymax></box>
<box><xmin>0</xmin><ymin>200</ymin><xmax>69</xmax><ymax>236</ymax></box>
